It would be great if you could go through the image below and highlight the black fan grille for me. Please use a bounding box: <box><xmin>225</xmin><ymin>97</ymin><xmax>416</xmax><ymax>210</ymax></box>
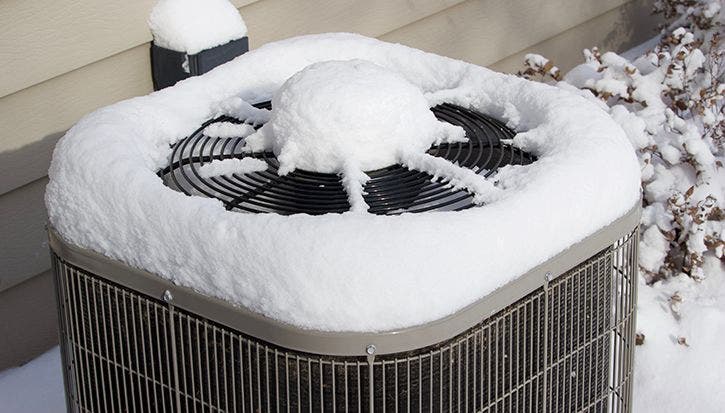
<box><xmin>159</xmin><ymin>102</ymin><xmax>535</xmax><ymax>215</ymax></box>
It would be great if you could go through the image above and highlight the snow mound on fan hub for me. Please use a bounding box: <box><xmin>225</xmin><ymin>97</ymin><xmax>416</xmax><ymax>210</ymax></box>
<box><xmin>264</xmin><ymin>59</ymin><xmax>458</xmax><ymax>174</ymax></box>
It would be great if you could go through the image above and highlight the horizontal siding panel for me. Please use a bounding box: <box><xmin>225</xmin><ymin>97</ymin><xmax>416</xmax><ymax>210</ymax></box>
<box><xmin>380</xmin><ymin>0</ymin><xmax>629</xmax><ymax>67</ymax></box>
<box><xmin>1</xmin><ymin>0</ymin><xmax>154</xmax><ymax>98</ymax></box>
<box><xmin>0</xmin><ymin>269</ymin><xmax>58</xmax><ymax>370</ymax></box>
<box><xmin>490</xmin><ymin>0</ymin><xmax>660</xmax><ymax>73</ymax></box>
<box><xmin>0</xmin><ymin>178</ymin><xmax>49</xmax><ymax>292</ymax></box>
<box><xmin>242</xmin><ymin>0</ymin><xmax>463</xmax><ymax>48</ymax></box>
<box><xmin>0</xmin><ymin>45</ymin><xmax>152</xmax><ymax>195</ymax></box>
<box><xmin>0</xmin><ymin>0</ymin><xmax>460</xmax><ymax>98</ymax></box>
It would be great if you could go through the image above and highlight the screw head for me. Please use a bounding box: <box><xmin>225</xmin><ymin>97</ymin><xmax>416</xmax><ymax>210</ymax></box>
<box><xmin>366</xmin><ymin>344</ymin><xmax>376</xmax><ymax>355</ymax></box>
<box><xmin>163</xmin><ymin>290</ymin><xmax>173</xmax><ymax>302</ymax></box>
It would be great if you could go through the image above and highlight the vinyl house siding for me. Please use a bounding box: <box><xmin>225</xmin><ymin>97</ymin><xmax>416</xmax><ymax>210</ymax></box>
<box><xmin>0</xmin><ymin>0</ymin><xmax>659</xmax><ymax>369</ymax></box>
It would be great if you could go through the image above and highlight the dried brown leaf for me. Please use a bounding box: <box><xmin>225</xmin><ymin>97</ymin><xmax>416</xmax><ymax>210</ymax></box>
<box><xmin>685</xmin><ymin>186</ymin><xmax>695</xmax><ymax>198</ymax></box>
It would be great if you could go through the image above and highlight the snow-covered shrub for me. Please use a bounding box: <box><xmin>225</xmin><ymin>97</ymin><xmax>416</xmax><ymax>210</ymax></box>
<box><xmin>518</xmin><ymin>0</ymin><xmax>724</xmax><ymax>282</ymax></box>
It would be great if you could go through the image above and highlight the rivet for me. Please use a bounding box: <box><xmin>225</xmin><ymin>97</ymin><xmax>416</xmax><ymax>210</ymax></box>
<box><xmin>366</xmin><ymin>344</ymin><xmax>376</xmax><ymax>355</ymax></box>
<box><xmin>163</xmin><ymin>290</ymin><xmax>173</xmax><ymax>302</ymax></box>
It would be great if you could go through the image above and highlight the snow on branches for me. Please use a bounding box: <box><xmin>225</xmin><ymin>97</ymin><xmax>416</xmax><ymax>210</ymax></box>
<box><xmin>518</xmin><ymin>0</ymin><xmax>724</xmax><ymax>282</ymax></box>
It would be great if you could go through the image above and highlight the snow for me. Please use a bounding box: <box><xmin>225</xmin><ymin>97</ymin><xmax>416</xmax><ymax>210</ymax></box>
<box><xmin>214</xmin><ymin>97</ymin><xmax>270</xmax><ymax>125</ymax></box>
<box><xmin>401</xmin><ymin>151</ymin><xmax>500</xmax><ymax>205</ymax></box>
<box><xmin>340</xmin><ymin>163</ymin><xmax>371</xmax><ymax>213</ymax></box>
<box><xmin>703</xmin><ymin>1</ymin><xmax>721</xmax><ymax>19</ymax></box>
<box><xmin>203</xmin><ymin>122</ymin><xmax>256</xmax><ymax>138</ymax></box>
<box><xmin>541</xmin><ymin>21</ymin><xmax>725</xmax><ymax>410</ymax></box>
<box><xmin>523</xmin><ymin>53</ymin><xmax>561</xmax><ymax>78</ymax></box>
<box><xmin>639</xmin><ymin>225</ymin><xmax>669</xmax><ymax>272</ymax></box>
<box><xmin>198</xmin><ymin>157</ymin><xmax>268</xmax><ymax>178</ymax></box>
<box><xmin>557</xmin><ymin>26</ymin><xmax>724</xmax><ymax>281</ymax></box>
<box><xmin>244</xmin><ymin>59</ymin><xmax>468</xmax><ymax>211</ymax></box>
<box><xmin>246</xmin><ymin>60</ymin><xmax>465</xmax><ymax>174</ymax></box>
<box><xmin>148</xmin><ymin>0</ymin><xmax>247</xmax><ymax>55</ymax></box>
<box><xmin>0</xmin><ymin>347</ymin><xmax>64</xmax><ymax>413</ymax></box>
<box><xmin>523</xmin><ymin>53</ymin><xmax>549</xmax><ymax>68</ymax></box>
<box><xmin>45</xmin><ymin>33</ymin><xmax>640</xmax><ymax>332</ymax></box>
<box><xmin>634</xmin><ymin>257</ymin><xmax>725</xmax><ymax>412</ymax></box>
<box><xmin>620</xmin><ymin>35</ymin><xmax>661</xmax><ymax>61</ymax></box>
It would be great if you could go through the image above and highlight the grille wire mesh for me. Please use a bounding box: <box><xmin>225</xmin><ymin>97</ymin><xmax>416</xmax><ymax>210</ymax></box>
<box><xmin>52</xmin><ymin>230</ymin><xmax>637</xmax><ymax>413</ymax></box>
<box><xmin>159</xmin><ymin>102</ymin><xmax>535</xmax><ymax>215</ymax></box>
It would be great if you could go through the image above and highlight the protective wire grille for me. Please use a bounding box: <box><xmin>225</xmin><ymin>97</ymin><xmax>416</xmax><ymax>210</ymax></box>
<box><xmin>52</xmin><ymin>230</ymin><xmax>637</xmax><ymax>413</ymax></box>
<box><xmin>159</xmin><ymin>102</ymin><xmax>535</xmax><ymax>215</ymax></box>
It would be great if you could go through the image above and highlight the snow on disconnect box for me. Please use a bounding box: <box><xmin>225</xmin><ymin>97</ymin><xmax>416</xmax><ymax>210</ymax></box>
<box><xmin>148</xmin><ymin>0</ymin><xmax>247</xmax><ymax>55</ymax></box>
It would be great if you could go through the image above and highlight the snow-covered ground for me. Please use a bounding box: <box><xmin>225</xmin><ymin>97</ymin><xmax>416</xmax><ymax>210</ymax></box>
<box><xmin>0</xmin><ymin>347</ymin><xmax>64</xmax><ymax>413</ymax></box>
<box><xmin>634</xmin><ymin>256</ymin><xmax>725</xmax><ymax>412</ymax></box>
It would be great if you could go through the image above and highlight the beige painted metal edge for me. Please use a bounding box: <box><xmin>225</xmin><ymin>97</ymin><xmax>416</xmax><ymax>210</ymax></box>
<box><xmin>48</xmin><ymin>201</ymin><xmax>640</xmax><ymax>356</ymax></box>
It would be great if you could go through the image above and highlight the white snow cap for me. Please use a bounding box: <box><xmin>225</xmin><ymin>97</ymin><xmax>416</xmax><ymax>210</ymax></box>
<box><xmin>198</xmin><ymin>158</ymin><xmax>268</xmax><ymax>178</ymax></box>
<box><xmin>148</xmin><ymin>0</ymin><xmax>247</xmax><ymax>54</ymax></box>
<box><xmin>246</xmin><ymin>59</ymin><xmax>464</xmax><ymax>174</ymax></box>
<box><xmin>244</xmin><ymin>59</ymin><xmax>468</xmax><ymax>212</ymax></box>
<box><xmin>46</xmin><ymin>34</ymin><xmax>641</xmax><ymax>332</ymax></box>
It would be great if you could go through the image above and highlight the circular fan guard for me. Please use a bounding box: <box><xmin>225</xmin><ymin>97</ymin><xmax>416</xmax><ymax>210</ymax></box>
<box><xmin>159</xmin><ymin>102</ymin><xmax>535</xmax><ymax>215</ymax></box>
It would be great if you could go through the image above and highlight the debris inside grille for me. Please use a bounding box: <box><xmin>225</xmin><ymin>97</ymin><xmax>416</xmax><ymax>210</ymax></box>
<box><xmin>159</xmin><ymin>102</ymin><xmax>535</xmax><ymax>215</ymax></box>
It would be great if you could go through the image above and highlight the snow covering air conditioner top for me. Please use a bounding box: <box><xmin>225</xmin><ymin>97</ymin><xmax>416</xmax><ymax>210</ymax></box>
<box><xmin>45</xmin><ymin>33</ymin><xmax>641</xmax><ymax>334</ymax></box>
